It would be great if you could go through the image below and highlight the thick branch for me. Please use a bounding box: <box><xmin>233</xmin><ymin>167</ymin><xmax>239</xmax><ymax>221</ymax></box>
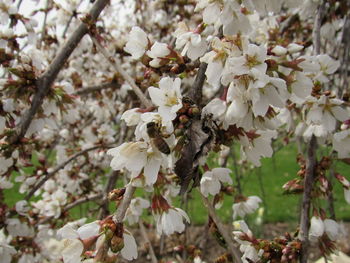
<box><xmin>9</xmin><ymin>0</ymin><xmax>110</xmax><ymax>145</ymax></box>
<box><xmin>200</xmin><ymin>193</ymin><xmax>242</xmax><ymax>263</ymax></box>
<box><xmin>188</xmin><ymin>62</ymin><xmax>207</xmax><ymax>105</ymax></box>
<box><xmin>299</xmin><ymin>3</ymin><xmax>324</xmax><ymax>261</ymax></box>
<box><xmin>25</xmin><ymin>144</ymin><xmax>112</xmax><ymax>200</ymax></box>
<box><xmin>90</xmin><ymin>36</ymin><xmax>152</xmax><ymax>108</ymax></box>
<box><xmin>312</xmin><ymin>3</ymin><xmax>324</xmax><ymax>55</ymax></box>
<box><xmin>299</xmin><ymin>136</ymin><xmax>317</xmax><ymax>263</ymax></box>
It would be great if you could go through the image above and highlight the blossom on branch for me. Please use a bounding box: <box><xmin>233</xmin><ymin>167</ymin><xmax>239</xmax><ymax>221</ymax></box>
<box><xmin>200</xmin><ymin>167</ymin><xmax>233</xmax><ymax>197</ymax></box>
<box><xmin>148</xmin><ymin>77</ymin><xmax>183</xmax><ymax>122</ymax></box>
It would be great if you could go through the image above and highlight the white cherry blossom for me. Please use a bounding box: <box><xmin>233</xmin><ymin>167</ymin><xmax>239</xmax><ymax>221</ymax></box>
<box><xmin>146</xmin><ymin>42</ymin><xmax>170</xmax><ymax>68</ymax></box>
<box><xmin>124</xmin><ymin>26</ymin><xmax>149</xmax><ymax>59</ymax></box>
<box><xmin>155</xmin><ymin>207</ymin><xmax>190</xmax><ymax>236</ymax></box>
<box><xmin>333</xmin><ymin>130</ymin><xmax>350</xmax><ymax>158</ymax></box>
<box><xmin>232</xmin><ymin>196</ymin><xmax>262</xmax><ymax>219</ymax></box>
<box><xmin>107</xmin><ymin>142</ymin><xmax>163</xmax><ymax>186</ymax></box>
<box><xmin>173</xmin><ymin>22</ymin><xmax>207</xmax><ymax>60</ymax></box>
<box><xmin>306</xmin><ymin>95</ymin><xmax>348</xmax><ymax>136</ymax></box>
<box><xmin>309</xmin><ymin>216</ymin><xmax>340</xmax><ymax>241</ymax></box>
<box><xmin>148</xmin><ymin>77</ymin><xmax>183</xmax><ymax>122</ymax></box>
<box><xmin>124</xmin><ymin>197</ymin><xmax>150</xmax><ymax>225</ymax></box>
<box><xmin>121</xmin><ymin>108</ymin><xmax>142</xmax><ymax>126</ymax></box>
<box><xmin>200</xmin><ymin>168</ymin><xmax>233</xmax><ymax>197</ymax></box>
<box><xmin>0</xmin><ymin>229</ymin><xmax>16</xmax><ymax>263</ymax></box>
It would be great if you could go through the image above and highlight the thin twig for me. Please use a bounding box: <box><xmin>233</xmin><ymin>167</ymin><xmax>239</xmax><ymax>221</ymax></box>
<box><xmin>9</xmin><ymin>0</ymin><xmax>110</xmax><ymax>145</ymax></box>
<box><xmin>139</xmin><ymin>220</ymin><xmax>158</xmax><ymax>263</ymax></box>
<box><xmin>112</xmin><ymin>183</ymin><xmax>136</xmax><ymax>223</ymax></box>
<box><xmin>328</xmin><ymin>167</ymin><xmax>336</xmax><ymax>220</ymax></box>
<box><xmin>74</xmin><ymin>81</ymin><xmax>120</xmax><ymax>96</ymax></box>
<box><xmin>90</xmin><ymin>36</ymin><xmax>153</xmax><ymax>108</ymax></box>
<box><xmin>17</xmin><ymin>0</ymin><xmax>24</xmax><ymax>9</ymax></box>
<box><xmin>38</xmin><ymin>0</ymin><xmax>51</xmax><ymax>49</ymax></box>
<box><xmin>312</xmin><ymin>3</ymin><xmax>324</xmax><ymax>56</ymax></box>
<box><xmin>280</xmin><ymin>13</ymin><xmax>299</xmax><ymax>34</ymax></box>
<box><xmin>38</xmin><ymin>193</ymin><xmax>103</xmax><ymax>224</ymax></box>
<box><xmin>62</xmin><ymin>0</ymin><xmax>83</xmax><ymax>38</ymax></box>
<box><xmin>25</xmin><ymin>143</ymin><xmax>113</xmax><ymax>200</ymax></box>
<box><xmin>231</xmin><ymin>145</ymin><xmax>242</xmax><ymax>195</ymax></box>
<box><xmin>200</xmin><ymin>193</ymin><xmax>242</xmax><ymax>263</ymax></box>
<box><xmin>98</xmin><ymin>171</ymin><xmax>119</xmax><ymax>219</ymax></box>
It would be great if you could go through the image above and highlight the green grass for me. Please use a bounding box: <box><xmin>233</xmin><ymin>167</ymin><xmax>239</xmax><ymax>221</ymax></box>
<box><xmin>4</xmin><ymin>143</ymin><xmax>350</xmax><ymax>226</ymax></box>
<box><xmin>182</xmin><ymin>143</ymin><xmax>350</xmax><ymax>225</ymax></box>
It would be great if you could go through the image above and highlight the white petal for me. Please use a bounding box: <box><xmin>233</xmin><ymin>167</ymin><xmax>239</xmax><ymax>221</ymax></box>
<box><xmin>57</xmin><ymin>224</ymin><xmax>79</xmax><ymax>239</ymax></box>
<box><xmin>61</xmin><ymin>239</ymin><xmax>84</xmax><ymax>263</ymax></box>
<box><xmin>324</xmin><ymin>219</ymin><xmax>339</xmax><ymax>241</ymax></box>
<box><xmin>309</xmin><ymin>216</ymin><xmax>324</xmax><ymax>238</ymax></box>
<box><xmin>345</xmin><ymin>188</ymin><xmax>350</xmax><ymax>204</ymax></box>
<box><xmin>148</xmin><ymin>87</ymin><xmax>165</xmax><ymax>107</ymax></box>
<box><xmin>121</xmin><ymin>232</ymin><xmax>138</xmax><ymax>260</ymax></box>
<box><xmin>203</xmin><ymin>3</ymin><xmax>220</xmax><ymax>24</ymax></box>
<box><xmin>332</xmin><ymin>106</ymin><xmax>349</xmax><ymax>122</ymax></box>
<box><xmin>144</xmin><ymin>156</ymin><xmax>161</xmax><ymax>186</ymax></box>
<box><xmin>213</xmin><ymin>168</ymin><xmax>233</xmax><ymax>184</ymax></box>
<box><xmin>77</xmin><ymin>221</ymin><xmax>100</xmax><ymax>240</ymax></box>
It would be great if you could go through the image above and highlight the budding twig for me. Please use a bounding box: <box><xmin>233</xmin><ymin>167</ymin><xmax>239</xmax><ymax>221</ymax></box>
<box><xmin>38</xmin><ymin>193</ymin><xmax>103</xmax><ymax>225</ymax></box>
<box><xmin>139</xmin><ymin>220</ymin><xmax>158</xmax><ymax>263</ymax></box>
<box><xmin>200</xmin><ymin>193</ymin><xmax>242</xmax><ymax>263</ymax></box>
<box><xmin>74</xmin><ymin>81</ymin><xmax>120</xmax><ymax>96</ymax></box>
<box><xmin>38</xmin><ymin>0</ymin><xmax>51</xmax><ymax>49</ymax></box>
<box><xmin>9</xmin><ymin>0</ymin><xmax>110</xmax><ymax>145</ymax></box>
<box><xmin>112</xmin><ymin>183</ymin><xmax>136</xmax><ymax>224</ymax></box>
<box><xmin>25</xmin><ymin>143</ymin><xmax>114</xmax><ymax>200</ymax></box>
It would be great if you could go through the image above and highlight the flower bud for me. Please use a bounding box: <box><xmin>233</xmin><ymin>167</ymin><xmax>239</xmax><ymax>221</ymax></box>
<box><xmin>108</xmin><ymin>188</ymin><xmax>126</xmax><ymax>201</ymax></box>
<box><xmin>179</xmin><ymin>115</ymin><xmax>189</xmax><ymax>124</ymax></box>
<box><xmin>110</xmin><ymin>235</ymin><xmax>124</xmax><ymax>253</ymax></box>
<box><xmin>188</xmin><ymin>106</ymin><xmax>200</xmax><ymax>117</ymax></box>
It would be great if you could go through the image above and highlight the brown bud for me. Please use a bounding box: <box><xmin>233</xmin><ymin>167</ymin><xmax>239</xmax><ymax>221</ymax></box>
<box><xmin>110</xmin><ymin>235</ymin><xmax>124</xmax><ymax>253</ymax></box>
<box><xmin>179</xmin><ymin>115</ymin><xmax>189</xmax><ymax>124</ymax></box>
<box><xmin>174</xmin><ymin>128</ymin><xmax>184</xmax><ymax>137</ymax></box>
<box><xmin>188</xmin><ymin>106</ymin><xmax>200</xmax><ymax>117</ymax></box>
<box><xmin>108</xmin><ymin>188</ymin><xmax>126</xmax><ymax>201</ymax></box>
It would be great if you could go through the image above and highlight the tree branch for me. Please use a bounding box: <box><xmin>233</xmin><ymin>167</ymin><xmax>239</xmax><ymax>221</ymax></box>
<box><xmin>188</xmin><ymin>62</ymin><xmax>207</xmax><ymax>105</ymax></box>
<box><xmin>9</xmin><ymin>0</ymin><xmax>110</xmax><ymax>145</ymax></box>
<box><xmin>73</xmin><ymin>81</ymin><xmax>120</xmax><ymax>96</ymax></box>
<box><xmin>25</xmin><ymin>143</ymin><xmax>113</xmax><ymax>200</ymax></box>
<box><xmin>38</xmin><ymin>193</ymin><xmax>103</xmax><ymax>224</ymax></box>
<box><xmin>90</xmin><ymin>35</ymin><xmax>153</xmax><ymax>108</ymax></box>
<box><xmin>139</xmin><ymin>220</ymin><xmax>158</xmax><ymax>263</ymax></box>
<box><xmin>299</xmin><ymin>135</ymin><xmax>317</xmax><ymax>263</ymax></box>
<box><xmin>98</xmin><ymin>171</ymin><xmax>119</xmax><ymax>219</ymax></box>
<box><xmin>61</xmin><ymin>0</ymin><xmax>84</xmax><ymax>38</ymax></box>
<box><xmin>200</xmin><ymin>193</ymin><xmax>242</xmax><ymax>263</ymax></box>
<box><xmin>112</xmin><ymin>183</ymin><xmax>136</xmax><ymax>223</ymax></box>
<box><xmin>299</xmin><ymin>2</ymin><xmax>324</xmax><ymax>261</ymax></box>
<box><xmin>38</xmin><ymin>0</ymin><xmax>51</xmax><ymax>49</ymax></box>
